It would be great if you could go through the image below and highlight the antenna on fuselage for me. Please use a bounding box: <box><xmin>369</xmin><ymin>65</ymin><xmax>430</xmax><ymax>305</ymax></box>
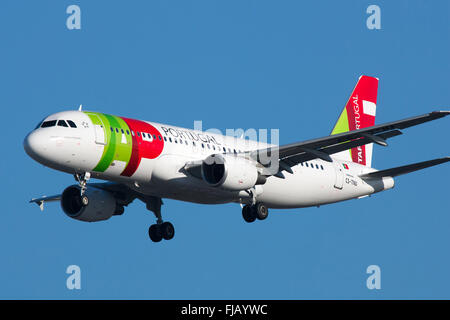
<box><xmin>78</xmin><ymin>104</ymin><xmax>83</xmax><ymax>111</ymax></box>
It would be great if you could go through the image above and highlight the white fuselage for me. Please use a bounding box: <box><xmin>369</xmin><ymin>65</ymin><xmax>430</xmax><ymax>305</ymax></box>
<box><xmin>24</xmin><ymin>110</ymin><xmax>394</xmax><ymax>209</ymax></box>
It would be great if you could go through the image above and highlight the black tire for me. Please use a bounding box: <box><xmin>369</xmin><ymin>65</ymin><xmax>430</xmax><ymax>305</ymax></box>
<box><xmin>148</xmin><ymin>224</ymin><xmax>163</xmax><ymax>242</ymax></box>
<box><xmin>256</xmin><ymin>203</ymin><xmax>269</xmax><ymax>220</ymax></box>
<box><xmin>161</xmin><ymin>222</ymin><xmax>175</xmax><ymax>240</ymax></box>
<box><xmin>242</xmin><ymin>205</ymin><xmax>257</xmax><ymax>223</ymax></box>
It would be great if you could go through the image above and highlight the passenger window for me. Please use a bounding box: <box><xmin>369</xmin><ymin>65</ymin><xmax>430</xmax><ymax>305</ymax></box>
<box><xmin>142</xmin><ymin>132</ymin><xmax>146</xmax><ymax>138</ymax></box>
<box><xmin>121</xmin><ymin>129</ymin><xmax>124</xmax><ymax>134</ymax></box>
<box><xmin>137</xmin><ymin>132</ymin><xmax>141</xmax><ymax>137</ymax></box>
<box><xmin>67</xmin><ymin>120</ymin><xmax>77</xmax><ymax>128</ymax></box>
<box><xmin>321</xmin><ymin>165</ymin><xmax>324</xmax><ymax>170</ymax></box>
<box><xmin>305</xmin><ymin>163</ymin><xmax>309</xmax><ymax>167</ymax></box>
<box><xmin>158</xmin><ymin>136</ymin><xmax>162</xmax><ymax>141</ymax></box>
<box><xmin>41</xmin><ymin>120</ymin><xmax>57</xmax><ymax>128</ymax></box>
<box><xmin>126</xmin><ymin>130</ymin><xmax>130</xmax><ymax>135</ymax></box>
<box><xmin>316</xmin><ymin>164</ymin><xmax>319</xmax><ymax>169</ymax></box>
<box><xmin>223</xmin><ymin>147</ymin><xmax>226</xmax><ymax>152</ymax></box>
<box><xmin>163</xmin><ymin>136</ymin><xmax>167</xmax><ymax>142</ymax></box>
<box><xmin>115</xmin><ymin>128</ymin><xmax>119</xmax><ymax>133</ymax></box>
<box><xmin>169</xmin><ymin>137</ymin><xmax>172</xmax><ymax>142</ymax></box>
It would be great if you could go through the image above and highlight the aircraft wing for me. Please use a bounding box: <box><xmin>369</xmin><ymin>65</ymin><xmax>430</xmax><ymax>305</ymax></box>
<box><xmin>250</xmin><ymin>111</ymin><xmax>449</xmax><ymax>176</ymax></box>
<box><xmin>30</xmin><ymin>195</ymin><xmax>61</xmax><ymax>211</ymax></box>
<box><xmin>359</xmin><ymin>157</ymin><xmax>450</xmax><ymax>179</ymax></box>
<box><xmin>29</xmin><ymin>182</ymin><xmax>141</xmax><ymax>211</ymax></box>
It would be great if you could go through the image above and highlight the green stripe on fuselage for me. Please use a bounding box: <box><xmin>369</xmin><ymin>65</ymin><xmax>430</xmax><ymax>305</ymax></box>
<box><xmin>85</xmin><ymin>112</ymin><xmax>132</xmax><ymax>173</ymax></box>
<box><xmin>106</xmin><ymin>114</ymin><xmax>132</xmax><ymax>164</ymax></box>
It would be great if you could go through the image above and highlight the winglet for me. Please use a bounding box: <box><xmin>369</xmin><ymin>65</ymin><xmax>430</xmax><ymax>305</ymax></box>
<box><xmin>30</xmin><ymin>199</ymin><xmax>45</xmax><ymax>211</ymax></box>
<box><xmin>29</xmin><ymin>195</ymin><xmax>61</xmax><ymax>211</ymax></box>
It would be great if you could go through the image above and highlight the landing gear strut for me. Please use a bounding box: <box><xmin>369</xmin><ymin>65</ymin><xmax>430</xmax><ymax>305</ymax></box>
<box><xmin>74</xmin><ymin>172</ymin><xmax>91</xmax><ymax>205</ymax></box>
<box><xmin>242</xmin><ymin>203</ymin><xmax>269</xmax><ymax>223</ymax></box>
<box><xmin>146</xmin><ymin>196</ymin><xmax>175</xmax><ymax>242</ymax></box>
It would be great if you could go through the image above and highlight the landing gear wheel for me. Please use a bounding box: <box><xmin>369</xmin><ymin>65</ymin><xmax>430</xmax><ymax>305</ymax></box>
<box><xmin>81</xmin><ymin>195</ymin><xmax>89</xmax><ymax>206</ymax></box>
<box><xmin>145</xmin><ymin>197</ymin><xmax>176</xmax><ymax>242</ymax></box>
<box><xmin>255</xmin><ymin>203</ymin><xmax>269</xmax><ymax>220</ymax></box>
<box><xmin>242</xmin><ymin>205</ymin><xmax>257</xmax><ymax>223</ymax></box>
<box><xmin>161</xmin><ymin>222</ymin><xmax>175</xmax><ymax>240</ymax></box>
<box><xmin>148</xmin><ymin>224</ymin><xmax>163</xmax><ymax>242</ymax></box>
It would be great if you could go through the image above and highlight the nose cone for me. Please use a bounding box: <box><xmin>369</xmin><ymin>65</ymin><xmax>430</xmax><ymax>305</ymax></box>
<box><xmin>24</xmin><ymin>130</ymin><xmax>47</xmax><ymax>164</ymax></box>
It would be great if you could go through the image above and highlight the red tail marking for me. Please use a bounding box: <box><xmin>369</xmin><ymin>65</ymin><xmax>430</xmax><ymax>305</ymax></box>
<box><xmin>345</xmin><ymin>76</ymin><xmax>378</xmax><ymax>165</ymax></box>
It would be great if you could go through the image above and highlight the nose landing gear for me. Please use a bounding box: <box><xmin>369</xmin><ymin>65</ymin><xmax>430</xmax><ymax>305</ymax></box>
<box><xmin>74</xmin><ymin>172</ymin><xmax>91</xmax><ymax>206</ymax></box>
<box><xmin>146</xmin><ymin>196</ymin><xmax>175</xmax><ymax>242</ymax></box>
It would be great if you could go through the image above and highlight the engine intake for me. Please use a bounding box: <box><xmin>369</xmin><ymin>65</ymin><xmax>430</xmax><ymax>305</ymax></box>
<box><xmin>201</xmin><ymin>154</ymin><xmax>261</xmax><ymax>191</ymax></box>
<box><xmin>61</xmin><ymin>185</ymin><xmax>117</xmax><ymax>222</ymax></box>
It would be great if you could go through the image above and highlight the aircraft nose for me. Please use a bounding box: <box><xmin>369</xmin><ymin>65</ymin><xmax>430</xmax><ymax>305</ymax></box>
<box><xmin>24</xmin><ymin>130</ymin><xmax>47</xmax><ymax>164</ymax></box>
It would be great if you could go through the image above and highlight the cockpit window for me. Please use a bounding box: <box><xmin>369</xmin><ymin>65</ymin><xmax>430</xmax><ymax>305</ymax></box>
<box><xmin>57</xmin><ymin>120</ymin><xmax>68</xmax><ymax>127</ymax></box>
<box><xmin>67</xmin><ymin>120</ymin><xmax>77</xmax><ymax>128</ymax></box>
<box><xmin>41</xmin><ymin>120</ymin><xmax>57</xmax><ymax>128</ymax></box>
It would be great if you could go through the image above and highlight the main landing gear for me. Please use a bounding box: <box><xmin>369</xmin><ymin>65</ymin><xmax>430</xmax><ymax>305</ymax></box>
<box><xmin>242</xmin><ymin>203</ymin><xmax>269</xmax><ymax>223</ymax></box>
<box><xmin>146</xmin><ymin>196</ymin><xmax>175</xmax><ymax>242</ymax></box>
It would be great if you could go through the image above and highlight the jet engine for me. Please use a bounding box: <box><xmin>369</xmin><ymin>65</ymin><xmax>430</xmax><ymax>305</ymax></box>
<box><xmin>61</xmin><ymin>185</ymin><xmax>118</xmax><ymax>222</ymax></box>
<box><xmin>201</xmin><ymin>154</ymin><xmax>264</xmax><ymax>191</ymax></box>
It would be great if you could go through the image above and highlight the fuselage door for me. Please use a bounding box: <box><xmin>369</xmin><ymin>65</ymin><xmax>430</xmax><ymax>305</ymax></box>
<box><xmin>334</xmin><ymin>162</ymin><xmax>344</xmax><ymax>189</ymax></box>
<box><xmin>92</xmin><ymin>115</ymin><xmax>106</xmax><ymax>145</ymax></box>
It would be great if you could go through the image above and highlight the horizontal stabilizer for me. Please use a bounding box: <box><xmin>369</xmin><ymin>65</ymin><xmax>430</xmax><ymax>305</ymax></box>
<box><xmin>360</xmin><ymin>157</ymin><xmax>450</xmax><ymax>179</ymax></box>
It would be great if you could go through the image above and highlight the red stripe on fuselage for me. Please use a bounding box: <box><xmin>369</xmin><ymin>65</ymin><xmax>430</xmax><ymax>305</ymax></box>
<box><xmin>120</xmin><ymin>117</ymin><xmax>164</xmax><ymax>177</ymax></box>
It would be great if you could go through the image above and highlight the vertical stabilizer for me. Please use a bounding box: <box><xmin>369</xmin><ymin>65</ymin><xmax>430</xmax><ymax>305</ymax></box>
<box><xmin>331</xmin><ymin>75</ymin><xmax>378</xmax><ymax>167</ymax></box>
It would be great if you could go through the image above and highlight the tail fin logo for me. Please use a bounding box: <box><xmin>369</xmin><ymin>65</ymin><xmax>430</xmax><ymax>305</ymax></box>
<box><xmin>331</xmin><ymin>75</ymin><xmax>379</xmax><ymax>167</ymax></box>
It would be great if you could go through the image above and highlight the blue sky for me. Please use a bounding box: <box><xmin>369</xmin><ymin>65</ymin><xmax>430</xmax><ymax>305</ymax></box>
<box><xmin>0</xmin><ymin>0</ymin><xmax>449</xmax><ymax>299</ymax></box>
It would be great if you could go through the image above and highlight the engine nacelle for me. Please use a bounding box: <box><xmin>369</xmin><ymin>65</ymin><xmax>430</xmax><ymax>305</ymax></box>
<box><xmin>61</xmin><ymin>185</ymin><xmax>117</xmax><ymax>222</ymax></box>
<box><xmin>201</xmin><ymin>154</ymin><xmax>260</xmax><ymax>191</ymax></box>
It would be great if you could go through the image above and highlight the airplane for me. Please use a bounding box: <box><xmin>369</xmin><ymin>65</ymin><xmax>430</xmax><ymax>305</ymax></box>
<box><xmin>24</xmin><ymin>75</ymin><xmax>450</xmax><ymax>242</ymax></box>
